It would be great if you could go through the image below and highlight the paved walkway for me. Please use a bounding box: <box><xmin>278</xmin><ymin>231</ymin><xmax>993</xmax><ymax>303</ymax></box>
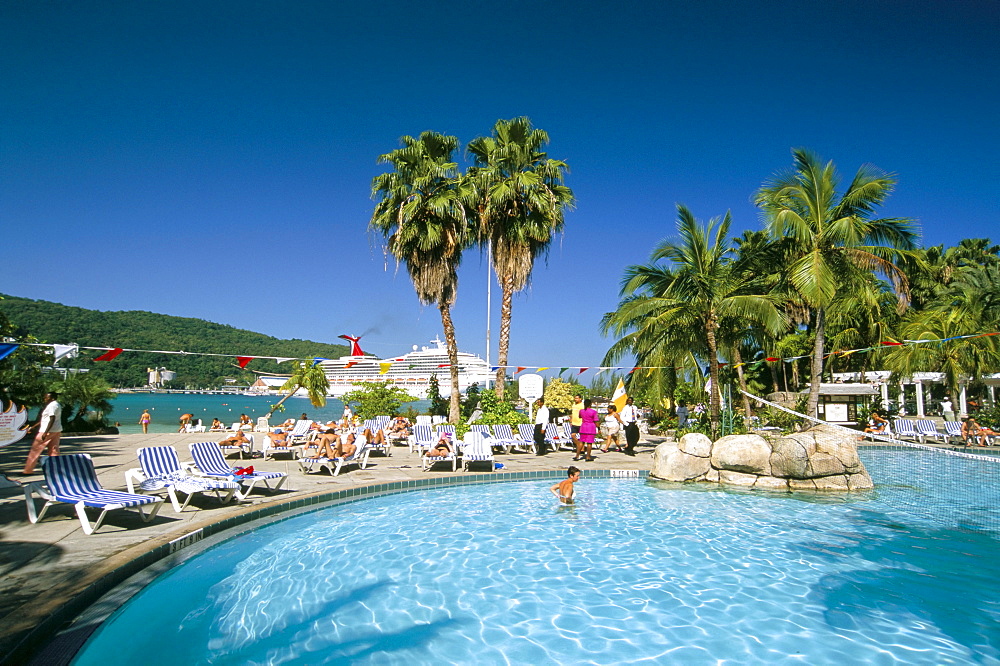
<box><xmin>0</xmin><ymin>431</ymin><xmax>656</xmax><ymax>663</ymax></box>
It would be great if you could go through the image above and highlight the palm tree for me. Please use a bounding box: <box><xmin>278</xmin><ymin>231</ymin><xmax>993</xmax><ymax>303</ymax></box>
<box><xmin>370</xmin><ymin>131</ymin><xmax>470</xmax><ymax>422</ymax></box>
<box><xmin>466</xmin><ymin>117</ymin><xmax>574</xmax><ymax>398</ymax></box>
<box><xmin>266</xmin><ymin>359</ymin><xmax>329</xmax><ymax>418</ymax></box>
<box><xmin>754</xmin><ymin>148</ymin><xmax>919</xmax><ymax>418</ymax></box>
<box><xmin>602</xmin><ymin>205</ymin><xmax>786</xmax><ymax>434</ymax></box>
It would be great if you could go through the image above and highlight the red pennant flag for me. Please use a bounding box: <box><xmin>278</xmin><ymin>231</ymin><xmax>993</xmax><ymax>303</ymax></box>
<box><xmin>515</xmin><ymin>366</ymin><xmax>526</xmax><ymax>374</ymax></box>
<box><xmin>94</xmin><ymin>348</ymin><xmax>123</xmax><ymax>362</ymax></box>
<box><xmin>766</xmin><ymin>357</ymin><xmax>780</xmax><ymax>362</ymax></box>
<box><xmin>880</xmin><ymin>341</ymin><xmax>904</xmax><ymax>346</ymax></box>
<box><xmin>578</xmin><ymin>367</ymin><xmax>590</xmax><ymax>374</ymax></box>
<box><xmin>628</xmin><ymin>366</ymin><xmax>638</xmax><ymax>374</ymax></box>
<box><xmin>236</xmin><ymin>356</ymin><xmax>253</xmax><ymax>369</ymax></box>
<box><xmin>437</xmin><ymin>364</ymin><xmax>450</xmax><ymax>368</ymax></box>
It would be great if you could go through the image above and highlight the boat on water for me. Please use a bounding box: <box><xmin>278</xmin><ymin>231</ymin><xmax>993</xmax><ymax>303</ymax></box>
<box><xmin>317</xmin><ymin>337</ymin><xmax>493</xmax><ymax>398</ymax></box>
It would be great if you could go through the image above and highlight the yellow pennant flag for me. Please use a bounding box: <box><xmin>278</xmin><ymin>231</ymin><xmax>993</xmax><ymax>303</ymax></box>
<box><xmin>379</xmin><ymin>362</ymin><xmax>392</xmax><ymax>375</ymax></box>
<box><xmin>612</xmin><ymin>378</ymin><xmax>628</xmax><ymax>412</ymax></box>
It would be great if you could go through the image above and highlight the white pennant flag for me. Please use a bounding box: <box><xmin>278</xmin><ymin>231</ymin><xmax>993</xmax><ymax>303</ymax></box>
<box><xmin>52</xmin><ymin>344</ymin><xmax>78</xmax><ymax>362</ymax></box>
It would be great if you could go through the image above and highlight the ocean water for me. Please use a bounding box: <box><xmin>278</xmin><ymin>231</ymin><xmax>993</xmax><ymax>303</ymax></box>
<box><xmin>72</xmin><ymin>450</ymin><xmax>1000</xmax><ymax>665</ymax></box>
<box><xmin>107</xmin><ymin>393</ymin><xmax>429</xmax><ymax>434</ymax></box>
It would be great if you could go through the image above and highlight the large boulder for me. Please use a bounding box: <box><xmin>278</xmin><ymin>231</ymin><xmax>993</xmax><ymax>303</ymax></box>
<box><xmin>649</xmin><ymin>425</ymin><xmax>872</xmax><ymax>493</ymax></box>
<box><xmin>651</xmin><ymin>441</ymin><xmax>712</xmax><ymax>482</ymax></box>
<box><xmin>711</xmin><ymin>434</ymin><xmax>772</xmax><ymax>475</ymax></box>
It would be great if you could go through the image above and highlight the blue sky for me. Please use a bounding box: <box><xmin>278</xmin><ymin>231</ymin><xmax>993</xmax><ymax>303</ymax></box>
<box><xmin>2</xmin><ymin>0</ymin><xmax>997</xmax><ymax>377</ymax></box>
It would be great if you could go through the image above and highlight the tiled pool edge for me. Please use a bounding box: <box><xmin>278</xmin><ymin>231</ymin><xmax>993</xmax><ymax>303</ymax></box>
<box><xmin>17</xmin><ymin>468</ymin><xmax>648</xmax><ymax>665</ymax></box>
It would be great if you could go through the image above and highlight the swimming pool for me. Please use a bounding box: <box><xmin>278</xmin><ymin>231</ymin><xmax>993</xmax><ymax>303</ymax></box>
<box><xmin>73</xmin><ymin>450</ymin><xmax>1000</xmax><ymax>664</ymax></box>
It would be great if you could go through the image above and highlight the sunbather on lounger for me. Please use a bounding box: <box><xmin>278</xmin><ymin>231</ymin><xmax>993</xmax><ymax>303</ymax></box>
<box><xmin>860</xmin><ymin>412</ymin><xmax>888</xmax><ymax>440</ymax></box>
<box><xmin>266</xmin><ymin>430</ymin><xmax>289</xmax><ymax>446</ymax></box>
<box><xmin>313</xmin><ymin>433</ymin><xmax>356</xmax><ymax>459</ymax></box>
<box><xmin>424</xmin><ymin>434</ymin><xmax>452</xmax><ymax>458</ymax></box>
<box><xmin>210</xmin><ymin>418</ymin><xmax>226</xmax><ymax>431</ymax></box>
<box><xmin>219</xmin><ymin>430</ymin><xmax>250</xmax><ymax>447</ymax></box>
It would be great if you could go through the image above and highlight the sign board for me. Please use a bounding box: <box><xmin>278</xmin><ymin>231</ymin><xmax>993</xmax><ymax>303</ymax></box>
<box><xmin>518</xmin><ymin>374</ymin><xmax>544</xmax><ymax>403</ymax></box>
<box><xmin>0</xmin><ymin>401</ymin><xmax>29</xmax><ymax>448</ymax></box>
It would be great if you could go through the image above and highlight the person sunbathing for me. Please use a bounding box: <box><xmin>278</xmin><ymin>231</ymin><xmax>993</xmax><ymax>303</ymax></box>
<box><xmin>860</xmin><ymin>412</ymin><xmax>888</xmax><ymax>440</ymax></box>
<box><xmin>209</xmin><ymin>418</ymin><xmax>225</xmax><ymax>431</ymax></box>
<box><xmin>364</xmin><ymin>427</ymin><xmax>388</xmax><ymax>447</ymax></box>
<box><xmin>424</xmin><ymin>433</ymin><xmax>453</xmax><ymax>457</ymax></box>
<box><xmin>219</xmin><ymin>430</ymin><xmax>249</xmax><ymax>447</ymax></box>
<box><xmin>266</xmin><ymin>430</ymin><xmax>289</xmax><ymax>446</ymax></box>
<box><xmin>312</xmin><ymin>433</ymin><xmax>356</xmax><ymax>459</ymax></box>
<box><xmin>963</xmin><ymin>417</ymin><xmax>996</xmax><ymax>446</ymax></box>
<box><xmin>389</xmin><ymin>417</ymin><xmax>411</xmax><ymax>439</ymax></box>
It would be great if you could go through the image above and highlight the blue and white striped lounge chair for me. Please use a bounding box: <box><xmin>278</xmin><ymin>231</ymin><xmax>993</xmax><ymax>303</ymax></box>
<box><xmin>126</xmin><ymin>446</ymin><xmax>238</xmax><ymax>513</ymax></box>
<box><xmin>944</xmin><ymin>420</ymin><xmax>964</xmax><ymax>444</ymax></box>
<box><xmin>518</xmin><ymin>424</ymin><xmax>538</xmax><ymax>454</ymax></box>
<box><xmin>436</xmin><ymin>424</ymin><xmax>459</xmax><ymax>444</ymax></box>
<box><xmin>364</xmin><ymin>420</ymin><xmax>392</xmax><ymax>457</ymax></box>
<box><xmin>893</xmin><ymin>419</ymin><xmax>920</xmax><ymax>441</ymax></box>
<box><xmin>489</xmin><ymin>424</ymin><xmax>521</xmax><ymax>454</ymax></box>
<box><xmin>299</xmin><ymin>436</ymin><xmax>372</xmax><ymax>475</ymax></box>
<box><xmin>189</xmin><ymin>442</ymin><xmax>288</xmax><ymax>499</ymax></box>
<box><xmin>469</xmin><ymin>425</ymin><xmax>498</xmax><ymax>452</ymax></box>
<box><xmin>915</xmin><ymin>419</ymin><xmax>946</xmax><ymax>444</ymax></box>
<box><xmin>24</xmin><ymin>454</ymin><xmax>164</xmax><ymax>535</ymax></box>
<box><xmin>546</xmin><ymin>423</ymin><xmax>572</xmax><ymax>451</ymax></box>
<box><xmin>462</xmin><ymin>431</ymin><xmax>495</xmax><ymax>472</ymax></box>
<box><xmin>410</xmin><ymin>424</ymin><xmax>437</xmax><ymax>454</ymax></box>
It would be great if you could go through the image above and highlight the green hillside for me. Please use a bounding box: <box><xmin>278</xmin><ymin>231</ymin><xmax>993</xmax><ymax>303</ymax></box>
<box><xmin>0</xmin><ymin>294</ymin><xmax>349</xmax><ymax>388</ymax></box>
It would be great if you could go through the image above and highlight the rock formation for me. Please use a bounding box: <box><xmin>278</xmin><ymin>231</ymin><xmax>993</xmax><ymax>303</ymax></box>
<box><xmin>650</xmin><ymin>424</ymin><xmax>873</xmax><ymax>491</ymax></box>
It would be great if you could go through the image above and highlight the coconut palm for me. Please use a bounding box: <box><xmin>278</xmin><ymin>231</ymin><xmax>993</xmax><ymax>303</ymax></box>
<box><xmin>266</xmin><ymin>358</ymin><xmax>329</xmax><ymax>418</ymax></box>
<box><xmin>370</xmin><ymin>131</ymin><xmax>470</xmax><ymax>422</ymax></box>
<box><xmin>466</xmin><ymin>117</ymin><xmax>574</xmax><ymax>398</ymax></box>
<box><xmin>602</xmin><ymin>205</ymin><xmax>787</xmax><ymax>434</ymax></box>
<box><xmin>754</xmin><ymin>148</ymin><xmax>919</xmax><ymax>418</ymax></box>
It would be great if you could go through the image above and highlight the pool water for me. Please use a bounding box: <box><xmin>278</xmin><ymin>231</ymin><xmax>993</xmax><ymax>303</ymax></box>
<box><xmin>73</xmin><ymin>450</ymin><xmax>1000</xmax><ymax>665</ymax></box>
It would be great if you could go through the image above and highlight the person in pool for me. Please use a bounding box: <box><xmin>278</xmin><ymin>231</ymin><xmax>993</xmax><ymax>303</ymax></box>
<box><xmin>550</xmin><ymin>466</ymin><xmax>581</xmax><ymax>505</ymax></box>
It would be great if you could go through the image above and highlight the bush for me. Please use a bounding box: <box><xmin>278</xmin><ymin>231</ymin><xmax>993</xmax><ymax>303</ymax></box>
<box><xmin>341</xmin><ymin>382</ymin><xmax>420</xmax><ymax>420</ymax></box>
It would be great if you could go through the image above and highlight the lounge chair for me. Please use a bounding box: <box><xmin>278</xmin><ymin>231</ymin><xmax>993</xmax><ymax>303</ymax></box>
<box><xmin>188</xmin><ymin>442</ymin><xmax>288</xmax><ymax>499</ymax></box>
<box><xmin>298</xmin><ymin>436</ymin><xmax>372</xmax><ymax>476</ymax></box>
<box><xmin>184</xmin><ymin>418</ymin><xmax>206</xmax><ymax>433</ymax></box>
<box><xmin>422</xmin><ymin>439</ymin><xmax>457</xmax><ymax>472</ymax></box>
<box><xmin>219</xmin><ymin>433</ymin><xmax>255</xmax><ymax>460</ymax></box>
<box><xmin>410</xmin><ymin>424</ymin><xmax>437</xmax><ymax>454</ymax></box>
<box><xmin>126</xmin><ymin>446</ymin><xmax>238</xmax><ymax>513</ymax></box>
<box><xmin>893</xmin><ymin>419</ymin><xmax>920</xmax><ymax>441</ymax></box>
<box><xmin>490</xmin><ymin>424</ymin><xmax>521</xmax><ymax>454</ymax></box>
<box><xmin>518</xmin><ymin>424</ymin><xmax>539</xmax><ymax>454</ymax></box>
<box><xmin>915</xmin><ymin>419</ymin><xmax>946</xmax><ymax>444</ymax></box>
<box><xmin>24</xmin><ymin>454</ymin><xmax>164</xmax><ymax>535</ymax></box>
<box><xmin>255</xmin><ymin>416</ymin><xmax>271</xmax><ymax>432</ymax></box>
<box><xmin>364</xmin><ymin>420</ymin><xmax>392</xmax><ymax>457</ymax></box>
<box><xmin>462</xmin><ymin>431</ymin><xmax>495</xmax><ymax>472</ymax></box>
<box><xmin>546</xmin><ymin>423</ymin><xmax>572</xmax><ymax>451</ymax></box>
<box><xmin>263</xmin><ymin>421</ymin><xmax>310</xmax><ymax>460</ymax></box>
<box><xmin>944</xmin><ymin>420</ymin><xmax>964</xmax><ymax>444</ymax></box>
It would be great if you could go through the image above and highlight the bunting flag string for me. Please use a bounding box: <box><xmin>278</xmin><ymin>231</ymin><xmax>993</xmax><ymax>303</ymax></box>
<box><xmin>4</xmin><ymin>330</ymin><xmax>996</xmax><ymax>375</ymax></box>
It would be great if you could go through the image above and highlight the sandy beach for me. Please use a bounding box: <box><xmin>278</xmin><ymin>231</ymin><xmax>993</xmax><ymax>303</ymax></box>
<box><xmin>0</xmin><ymin>430</ymin><xmax>656</xmax><ymax>664</ymax></box>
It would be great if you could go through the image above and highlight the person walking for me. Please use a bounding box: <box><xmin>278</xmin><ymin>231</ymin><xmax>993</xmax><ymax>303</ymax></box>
<box><xmin>139</xmin><ymin>409</ymin><xmax>151</xmax><ymax>434</ymax></box>
<box><xmin>569</xmin><ymin>394</ymin><xmax>584</xmax><ymax>459</ymax></box>
<box><xmin>675</xmin><ymin>401</ymin><xmax>689</xmax><ymax>429</ymax></box>
<box><xmin>533</xmin><ymin>398</ymin><xmax>550</xmax><ymax>456</ymax></box>
<box><xmin>621</xmin><ymin>396</ymin><xmax>640</xmax><ymax>456</ymax></box>
<box><xmin>941</xmin><ymin>396</ymin><xmax>955</xmax><ymax>422</ymax></box>
<box><xmin>23</xmin><ymin>392</ymin><xmax>62</xmax><ymax>475</ymax></box>
<box><xmin>576</xmin><ymin>399</ymin><xmax>600</xmax><ymax>462</ymax></box>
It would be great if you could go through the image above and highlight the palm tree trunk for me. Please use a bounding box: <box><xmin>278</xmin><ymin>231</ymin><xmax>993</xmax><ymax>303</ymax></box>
<box><xmin>494</xmin><ymin>274</ymin><xmax>514</xmax><ymax>399</ymax></box>
<box><xmin>265</xmin><ymin>389</ymin><xmax>297</xmax><ymax>419</ymax></box>
<box><xmin>807</xmin><ymin>308</ymin><xmax>826</xmax><ymax>418</ymax></box>
<box><xmin>439</xmin><ymin>302</ymin><xmax>462</xmax><ymax>423</ymax></box>
<box><xmin>706</xmin><ymin>317</ymin><xmax>721</xmax><ymax>435</ymax></box>
<box><xmin>733</xmin><ymin>347</ymin><xmax>752</xmax><ymax>426</ymax></box>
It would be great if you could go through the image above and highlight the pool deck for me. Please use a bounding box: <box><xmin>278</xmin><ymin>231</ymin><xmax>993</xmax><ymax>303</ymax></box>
<box><xmin>0</xmin><ymin>431</ymin><xmax>657</xmax><ymax>664</ymax></box>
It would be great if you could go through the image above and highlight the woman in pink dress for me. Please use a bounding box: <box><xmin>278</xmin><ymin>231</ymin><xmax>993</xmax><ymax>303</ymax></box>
<box><xmin>576</xmin><ymin>399</ymin><xmax>600</xmax><ymax>462</ymax></box>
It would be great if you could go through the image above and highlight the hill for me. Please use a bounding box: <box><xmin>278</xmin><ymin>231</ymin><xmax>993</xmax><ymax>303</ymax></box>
<box><xmin>0</xmin><ymin>294</ymin><xmax>349</xmax><ymax>388</ymax></box>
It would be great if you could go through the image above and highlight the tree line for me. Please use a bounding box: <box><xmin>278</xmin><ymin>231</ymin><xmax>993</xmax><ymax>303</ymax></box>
<box><xmin>602</xmin><ymin>149</ymin><xmax>999</xmax><ymax>433</ymax></box>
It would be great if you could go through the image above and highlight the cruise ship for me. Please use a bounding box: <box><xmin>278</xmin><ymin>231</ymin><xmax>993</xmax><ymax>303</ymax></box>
<box><xmin>318</xmin><ymin>337</ymin><xmax>494</xmax><ymax>398</ymax></box>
